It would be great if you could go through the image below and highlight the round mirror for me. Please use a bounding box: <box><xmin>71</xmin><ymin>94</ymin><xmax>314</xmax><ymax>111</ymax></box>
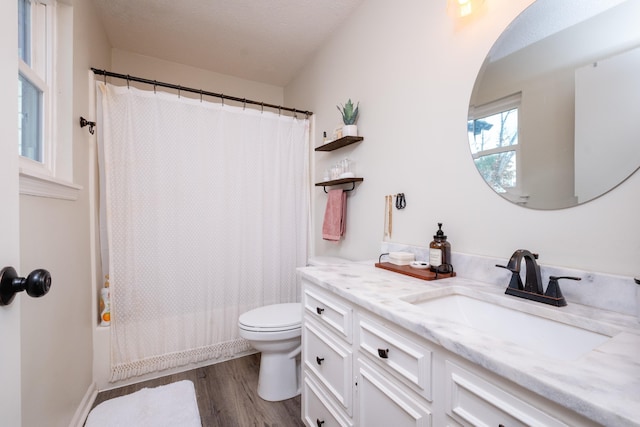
<box><xmin>468</xmin><ymin>0</ymin><xmax>640</xmax><ymax>209</ymax></box>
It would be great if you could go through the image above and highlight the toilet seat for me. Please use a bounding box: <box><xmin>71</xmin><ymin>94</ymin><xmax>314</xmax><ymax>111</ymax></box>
<box><xmin>238</xmin><ymin>302</ymin><xmax>301</xmax><ymax>332</ymax></box>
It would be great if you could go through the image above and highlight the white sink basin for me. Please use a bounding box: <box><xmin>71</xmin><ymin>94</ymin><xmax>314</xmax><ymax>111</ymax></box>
<box><xmin>405</xmin><ymin>289</ymin><xmax>612</xmax><ymax>361</ymax></box>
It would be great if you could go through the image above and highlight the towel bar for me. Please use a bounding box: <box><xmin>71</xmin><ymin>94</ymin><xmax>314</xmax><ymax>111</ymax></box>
<box><xmin>323</xmin><ymin>181</ymin><xmax>355</xmax><ymax>193</ymax></box>
<box><xmin>315</xmin><ymin>177</ymin><xmax>363</xmax><ymax>193</ymax></box>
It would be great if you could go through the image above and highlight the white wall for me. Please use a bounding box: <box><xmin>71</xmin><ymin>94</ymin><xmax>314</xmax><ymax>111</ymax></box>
<box><xmin>17</xmin><ymin>0</ymin><xmax>111</xmax><ymax>425</ymax></box>
<box><xmin>575</xmin><ymin>46</ymin><xmax>640</xmax><ymax>202</ymax></box>
<box><xmin>110</xmin><ymin>49</ymin><xmax>285</xmax><ymax>107</ymax></box>
<box><xmin>285</xmin><ymin>0</ymin><xmax>640</xmax><ymax>277</ymax></box>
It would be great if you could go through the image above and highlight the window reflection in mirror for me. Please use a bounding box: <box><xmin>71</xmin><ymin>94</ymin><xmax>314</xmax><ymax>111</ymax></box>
<box><xmin>468</xmin><ymin>94</ymin><xmax>520</xmax><ymax>199</ymax></box>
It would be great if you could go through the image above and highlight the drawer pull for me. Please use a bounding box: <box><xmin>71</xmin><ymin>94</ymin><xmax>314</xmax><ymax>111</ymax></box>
<box><xmin>378</xmin><ymin>348</ymin><xmax>390</xmax><ymax>358</ymax></box>
<box><xmin>316</xmin><ymin>419</ymin><xmax>325</xmax><ymax>427</ymax></box>
<box><xmin>316</xmin><ymin>356</ymin><xmax>325</xmax><ymax>365</ymax></box>
<box><xmin>316</xmin><ymin>307</ymin><xmax>325</xmax><ymax>315</ymax></box>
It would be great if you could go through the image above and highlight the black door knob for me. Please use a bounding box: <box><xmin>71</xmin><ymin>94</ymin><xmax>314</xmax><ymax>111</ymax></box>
<box><xmin>0</xmin><ymin>267</ymin><xmax>52</xmax><ymax>306</ymax></box>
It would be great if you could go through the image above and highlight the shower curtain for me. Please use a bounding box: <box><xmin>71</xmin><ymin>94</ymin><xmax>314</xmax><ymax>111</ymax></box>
<box><xmin>96</xmin><ymin>82</ymin><xmax>310</xmax><ymax>381</ymax></box>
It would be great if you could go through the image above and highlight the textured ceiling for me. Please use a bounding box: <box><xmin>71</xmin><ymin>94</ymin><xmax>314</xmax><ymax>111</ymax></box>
<box><xmin>489</xmin><ymin>0</ymin><xmax>627</xmax><ymax>61</ymax></box>
<box><xmin>91</xmin><ymin>0</ymin><xmax>365</xmax><ymax>86</ymax></box>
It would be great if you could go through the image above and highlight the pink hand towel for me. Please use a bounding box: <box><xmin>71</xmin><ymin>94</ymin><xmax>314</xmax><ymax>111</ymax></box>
<box><xmin>322</xmin><ymin>189</ymin><xmax>347</xmax><ymax>241</ymax></box>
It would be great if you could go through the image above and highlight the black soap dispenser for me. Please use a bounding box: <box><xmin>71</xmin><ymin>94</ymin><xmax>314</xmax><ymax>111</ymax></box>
<box><xmin>429</xmin><ymin>223</ymin><xmax>451</xmax><ymax>272</ymax></box>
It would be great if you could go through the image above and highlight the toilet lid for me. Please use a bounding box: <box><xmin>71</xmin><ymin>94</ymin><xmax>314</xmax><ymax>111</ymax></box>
<box><xmin>239</xmin><ymin>303</ymin><xmax>301</xmax><ymax>332</ymax></box>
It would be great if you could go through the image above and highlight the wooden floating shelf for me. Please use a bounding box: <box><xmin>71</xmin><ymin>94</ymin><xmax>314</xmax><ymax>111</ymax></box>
<box><xmin>375</xmin><ymin>262</ymin><xmax>456</xmax><ymax>281</ymax></box>
<box><xmin>315</xmin><ymin>177</ymin><xmax>364</xmax><ymax>187</ymax></box>
<box><xmin>315</xmin><ymin>136</ymin><xmax>363</xmax><ymax>152</ymax></box>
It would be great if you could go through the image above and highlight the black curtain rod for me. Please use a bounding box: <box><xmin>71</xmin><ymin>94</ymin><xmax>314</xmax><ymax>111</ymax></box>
<box><xmin>91</xmin><ymin>68</ymin><xmax>313</xmax><ymax>117</ymax></box>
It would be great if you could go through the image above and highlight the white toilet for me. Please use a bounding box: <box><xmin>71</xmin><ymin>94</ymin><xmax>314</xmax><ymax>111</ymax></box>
<box><xmin>238</xmin><ymin>257</ymin><xmax>351</xmax><ymax>401</ymax></box>
<box><xmin>238</xmin><ymin>302</ymin><xmax>302</xmax><ymax>401</ymax></box>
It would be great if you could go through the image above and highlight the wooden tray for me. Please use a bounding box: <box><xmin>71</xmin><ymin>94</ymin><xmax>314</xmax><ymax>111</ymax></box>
<box><xmin>375</xmin><ymin>262</ymin><xmax>456</xmax><ymax>281</ymax></box>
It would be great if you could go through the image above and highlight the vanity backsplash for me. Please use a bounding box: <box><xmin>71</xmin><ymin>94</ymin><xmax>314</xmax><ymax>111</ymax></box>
<box><xmin>380</xmin><ymin>242</ymin><xmax>637</xmax><ymax>317</ymax></box>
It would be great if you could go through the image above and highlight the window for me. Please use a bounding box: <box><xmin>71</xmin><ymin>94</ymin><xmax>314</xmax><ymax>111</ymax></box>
<box><xmin>17</xmin><ymin>0</ymin><xmax>80</xmax><ymax>200</ymax></box>
<box><xmin>18</xmin><ymin>0</ymin><xmax>54</xmax><ymax>168</ymax></box>
<box><xmin>467</xmin><ymin>93</ymin><xmax>521</xmax><ymax>193</ymax></box>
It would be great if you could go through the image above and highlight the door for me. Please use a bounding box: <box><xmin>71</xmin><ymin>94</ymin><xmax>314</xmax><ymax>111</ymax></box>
<box><xmin>1</xmin><ymin>1</ymin><xmax>23</xmax><ymax>425</ymax></box>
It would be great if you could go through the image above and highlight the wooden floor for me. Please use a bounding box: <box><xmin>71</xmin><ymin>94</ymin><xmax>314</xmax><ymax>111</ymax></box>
<box><xmin>91</xmin><ymin>354</ymin><xmax>305</xmax><ymax>427</ymax></box>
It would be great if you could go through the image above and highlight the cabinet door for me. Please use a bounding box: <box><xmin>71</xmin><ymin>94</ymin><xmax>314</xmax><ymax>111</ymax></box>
<box><xmin>356</xmin><ymin>358</ymin><xmax>432</xmax><ymax>427</ymax></box>
<box><xmin>304</xmin><ymin>319</ymin><xmax>353</xmax><ymax>414</ymax></box>
<box><xmin>303</xmin><ymin>374</ymin><xmax>354</xmax><ymax>427</ymax></box>
<box><xmin>446</xmin><ymin>361</ymin><xmax>567</xmax><ymax>427</ymax></box>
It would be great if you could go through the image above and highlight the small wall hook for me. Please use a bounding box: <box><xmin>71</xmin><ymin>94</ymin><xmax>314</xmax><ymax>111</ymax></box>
<box><xmin>79</xmin><ymin>117</ymin><xmax>96</xmax><ymax>135</ymax></box>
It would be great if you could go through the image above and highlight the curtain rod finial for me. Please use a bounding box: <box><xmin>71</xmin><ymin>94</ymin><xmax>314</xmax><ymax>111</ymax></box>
<box><xmin>80</xmin><ymin>116</ymin><xmax>96</xmax><ymax>135</ymax></box>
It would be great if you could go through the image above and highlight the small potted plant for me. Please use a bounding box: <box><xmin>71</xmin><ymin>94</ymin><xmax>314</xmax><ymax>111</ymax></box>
<box><xmin>337</xmin><ymin>99</ymin><xmax>359</xmax><ymax>137</ymax></box>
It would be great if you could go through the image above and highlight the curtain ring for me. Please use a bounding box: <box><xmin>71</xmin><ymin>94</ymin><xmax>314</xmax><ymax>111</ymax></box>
<box><xmin>177</xmin><ymin>85</ymin><xmax>181</xmax><ymax>98</ymax></box>
<box><xmin>278</xmin><ymin>106</ymin><xmax>281</xmax><ymax>116</ymax></box>
<box><xmin>103</xmin><ymin>72</ymin><xmax>106</xmax><ymax>84</ymax></box>
<box><xmin>221</xmin><ymin>95</ymin><xmax>224</xmax><ymax>107</ymax></box>
<box><xmin>243</xmin><ymin>98</ymin><xmax>246</xmax><ymax>110</ymax></box>
<box><xmin>200</xmin><ymin>89</ymin><xmax>203</xmax><ymax>102</ymax></box>
<box><xmin>261</xmin><ymin>102</ymin><xmax>264</xmax><ymax>113</ymax></box>
<box><xmin>126</xmin><ymin>75</ymin><xmax>130</xmax><ymax>89</ymax></box>
<box><xmin>153</xmin><ymin>80</ymin><xmax>157</xmax><ymax>94</ymax></box>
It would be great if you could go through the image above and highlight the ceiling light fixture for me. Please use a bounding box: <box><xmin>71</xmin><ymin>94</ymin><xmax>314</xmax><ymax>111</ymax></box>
<box><xmin>458</xmin><ymin>0</ymin><xmax>473</xmax><ymax>17</ymax></box>
<box><xmin>448</xmin><ymin>0</ymin><xmax>485</xmax><ymax>18</ymax></box>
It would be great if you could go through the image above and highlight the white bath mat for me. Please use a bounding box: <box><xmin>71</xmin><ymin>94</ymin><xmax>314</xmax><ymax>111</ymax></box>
<box><xmin>85</xmin><ymin>380</ymin><xmax>201</xmax><ymax>427</ymax></box>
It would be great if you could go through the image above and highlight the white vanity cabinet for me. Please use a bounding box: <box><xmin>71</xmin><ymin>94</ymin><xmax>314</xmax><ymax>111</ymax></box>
<box><xmin>301</xmin><ymin>280</ymin><xmax>598</xmax><ymax>427</ymax></box>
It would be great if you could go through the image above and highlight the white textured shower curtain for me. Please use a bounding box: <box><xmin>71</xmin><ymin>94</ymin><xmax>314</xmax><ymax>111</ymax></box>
<box><xmin>97</xmin><ymin>82</ymin><xmax>309</xmax><ymax>381</ymax></box>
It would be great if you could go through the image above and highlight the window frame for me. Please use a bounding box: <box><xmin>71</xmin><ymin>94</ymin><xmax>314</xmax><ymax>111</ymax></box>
<box><xmin>468</xmin><ymin>93</ymin><xmax>522</xmax><ymax>193</ymax></box>
<box><xmin>18</xmin><ymin>0</ymin><xmax>81</xmax><ymax>200</ymax></box>
<box><xmin>19</xmin><ymin>0</ymin><xmax>56</xmax><ymax>176</ymax></box>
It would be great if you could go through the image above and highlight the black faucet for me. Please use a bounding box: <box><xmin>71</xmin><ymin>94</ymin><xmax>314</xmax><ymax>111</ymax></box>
<box><xmin>496</xmin><ymin>250</ymin><xmax>580</xmax><ymax>307</ymax></box>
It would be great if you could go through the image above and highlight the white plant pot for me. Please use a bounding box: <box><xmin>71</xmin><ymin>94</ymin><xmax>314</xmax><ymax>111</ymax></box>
<box><xmin>342</xmin><ymin>125</ymin><xmax>358</xmax><ymax>137</ymax></box>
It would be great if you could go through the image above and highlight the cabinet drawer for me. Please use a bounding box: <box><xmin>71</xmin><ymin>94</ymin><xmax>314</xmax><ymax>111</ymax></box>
<box><xmin>304</xmin><ymin>285</ymin><xmax>353</xmax><ymax>343</ymax></box>
<box><xmin>446</xmin><ymin>361</ymin><xmax>567</xmax><ymax>427</ymax></box>
<box><xmin>303</xmin><ymin>374</ymin><xmax>354</xmax><ymax>427</ymax></box>
<box><xmin>304</xmin><ymin>320</ymin><xmax>353</xmax><ymax>414</ymax></box>
<box><xmin>358</xmin><ymin>314</ymin><xmax>432</xmax><ymax>401</ymax></box>
<box><xmin>356</xmin><ymin>358</ymin><xmax>432</xmax><ymax>427</ymax></box>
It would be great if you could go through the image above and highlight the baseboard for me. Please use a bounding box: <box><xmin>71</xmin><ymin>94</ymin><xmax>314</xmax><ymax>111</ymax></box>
<box><xmin>69</xmin><ymin>382</ymin><xmax>98</xmax><ymax>427</ymax></box>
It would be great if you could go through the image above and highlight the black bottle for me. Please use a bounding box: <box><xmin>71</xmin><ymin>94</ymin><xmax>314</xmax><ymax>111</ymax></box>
<box><xmin>429</xmin><ymin>223</ymin><xmax>451</xmax><ymax>272</ymax></box>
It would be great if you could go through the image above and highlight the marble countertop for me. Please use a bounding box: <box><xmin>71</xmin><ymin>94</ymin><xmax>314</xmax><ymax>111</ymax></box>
<box><xmin>298</xmin><ymin>263</ymin><xmax>640</xmax><ymax>427</ymax></box>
